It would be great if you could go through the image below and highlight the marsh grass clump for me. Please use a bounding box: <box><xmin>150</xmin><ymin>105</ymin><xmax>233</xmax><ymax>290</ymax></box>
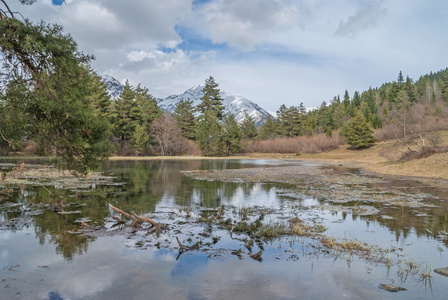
<box><xmin>320</xmin><ymin>236</ymin><xmax>376</xmax><ymax>257</ymax></box>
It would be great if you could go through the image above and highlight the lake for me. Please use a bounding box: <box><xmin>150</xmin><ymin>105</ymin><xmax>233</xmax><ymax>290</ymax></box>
<box><xmin>1</xmin><ymin>159</ymin><xmax>448</xmax><ymax>299</ymax></box>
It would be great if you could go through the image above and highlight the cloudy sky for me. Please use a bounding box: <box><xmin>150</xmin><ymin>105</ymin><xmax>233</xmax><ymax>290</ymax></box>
<box><xmin>8</xmin><ymin>0</ymin><xmax>448</xmax><ymax>111</ymax></box>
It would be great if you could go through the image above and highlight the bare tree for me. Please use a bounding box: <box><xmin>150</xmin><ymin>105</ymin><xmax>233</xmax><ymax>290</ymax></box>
<box><xmin>149</xmin><ymin>113</ymin><xmax>184</xmax><ymax>156</ymax></box>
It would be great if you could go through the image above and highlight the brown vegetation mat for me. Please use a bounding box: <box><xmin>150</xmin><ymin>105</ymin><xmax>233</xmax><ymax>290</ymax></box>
<box><xmin>182</xmin><ymin>162</ymin><xmax>441</xmax><ymax>209</ymax></box>
<box><xmin>0</xmin><ymin>162</ymin><xmax>116</xmax><ymax>188</ymax></box>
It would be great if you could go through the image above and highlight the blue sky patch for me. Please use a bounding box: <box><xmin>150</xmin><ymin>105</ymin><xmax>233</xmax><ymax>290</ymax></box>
<box><xmin>52</xmin><ymin>0</ymin><xmax>65</xmax><ymax>5</ymax></box>
<box><xmin>175</xmin><ymin>25</ymin><xmax>228</xmax><ymax>53</ymax></box>
<box><xmin>192</xmin><ymin>0</ymin><xmax>213</xmax><ymax>10</ymax></box>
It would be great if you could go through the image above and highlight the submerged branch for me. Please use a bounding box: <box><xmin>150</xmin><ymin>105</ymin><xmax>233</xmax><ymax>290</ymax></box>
<box><xmin>108</xmin><ymin>203</ymin><xmax>160</xmax><ymax>227</ymax></box>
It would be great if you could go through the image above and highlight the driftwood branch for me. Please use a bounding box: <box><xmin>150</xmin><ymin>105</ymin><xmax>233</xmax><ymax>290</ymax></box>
<box><xmin>108</xmin><ymin>203</ymin><xmax>160</xmax><ymax>227</ymax></box>
<box><xmin>108</xmin><ymin>203</ymin><xmax>135</xmax><ymax>220</ymax></box>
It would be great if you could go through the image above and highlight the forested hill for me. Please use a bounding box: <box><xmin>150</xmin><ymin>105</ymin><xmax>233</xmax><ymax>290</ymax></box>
<box><xmin>269</xmin><ymin>67</ymin><xmax>448</xmax><ymax>139</ymax></box>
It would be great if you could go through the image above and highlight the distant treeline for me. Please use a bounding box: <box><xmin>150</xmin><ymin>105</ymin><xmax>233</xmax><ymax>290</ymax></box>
<box><xmin>2</xmin><ymin>68</ymin><xmax>448</xmax><ymax>160</ymax></box>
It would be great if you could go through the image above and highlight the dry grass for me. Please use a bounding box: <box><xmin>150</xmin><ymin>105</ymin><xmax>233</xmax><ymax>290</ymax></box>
<box><xmin>243</xmin><ymin>132</ymin><xmax>344</xmax><ymax>154</ymax></box>
<box><xmin>109</xmin><ymin>131</ymin><xmax>448</xmax><ymax>180</ymax></box>
<box><xmin>299</xmin><ymin>130</ymin><xmax>448</xmax><ymax>180</ymax></box>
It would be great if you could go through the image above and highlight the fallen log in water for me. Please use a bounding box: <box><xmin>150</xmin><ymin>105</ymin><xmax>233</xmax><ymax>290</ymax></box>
<box><xmin>108</xmin><ymin>204</ymin><xmax>160</xmax><ymax>227</ymax></box>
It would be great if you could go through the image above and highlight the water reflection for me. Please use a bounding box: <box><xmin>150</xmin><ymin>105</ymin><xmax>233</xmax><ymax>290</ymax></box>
<box><xmin>1</xmin><ymin>159</ymin><xmax>448</xmax><ymax>299</ymax></box>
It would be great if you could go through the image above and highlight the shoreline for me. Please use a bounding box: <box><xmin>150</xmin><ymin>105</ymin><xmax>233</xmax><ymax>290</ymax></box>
<box><xmin>108</xmin><ymin>141</ymin><xmax>448</xmax><ymax>181</ymax></box>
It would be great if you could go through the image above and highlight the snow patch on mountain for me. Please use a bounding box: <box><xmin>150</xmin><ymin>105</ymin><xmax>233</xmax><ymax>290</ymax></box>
<box><xmin>101</xmin><ymin>76</ymin><xmax>272</xmax><ymax>126</ymax></box>
<box><xmin>101</xmin><ymin>75</ymin><xmax>124</xmax><ymax>100</ymax></box>
<box><xmin>157</xmin><ymin>84</ymin><xmax>272</xmax><ymax>126</ymax></box>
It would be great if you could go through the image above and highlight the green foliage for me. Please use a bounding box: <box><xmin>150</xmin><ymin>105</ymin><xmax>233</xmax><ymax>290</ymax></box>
<box><xmin>113</xmin><ymin>81</ymin><xmax>139</xmax><ymax>142</ymax></box>
<box><xmin>259</xmin><ymin>116</ymin><xmax>276</xmax><ymax>139</ymax></box>
<box><xmin>197</xmin><ymin>76</ymin><xmax>225</xmax><ymax>120</ymax></box>
<box><xmin>0</xmin><ymin>18</ymin><xmax>111</xmax><ymax>174</ymax></box>
<box><xmin>172</xmin><ymin>98</ymin><xmax>196</xmax><ymax>140</ymax></box>
<box><xmin>341</xmin><ymin>111</ymin><xmax>375</xmax><ymax>149</ymax></box>
<box><xmin>195</xmin><ymin>111</ymin><xmax>223</xmax><ymax>156</ymax></box>
<box><xmin>221</xmin><ymin>113</ymin><xmax>242</xmax><ymax>156</ymax></box>
<box><xmin>276</xmin><ymin>104</ymin><xmax>305</xmax><ymax>137</ymax></box>
<box><xmin>442</xmin><ymin>70</ymin><xmax>448</xmax><ymax>103</ymax></box>
<box><xmin>112</xmin><ymin>81</ymin><xmax>162</xmax><ymax>154</ymax></box>
<box><xmin>132</xmin><ymin>124</ymin><xmax>149</xmax><ymax>155</ymax></box>
<box><xmin>240</xmin><ymin>113</ymin><xmax>258</xmax><ymax>140</ymax></box>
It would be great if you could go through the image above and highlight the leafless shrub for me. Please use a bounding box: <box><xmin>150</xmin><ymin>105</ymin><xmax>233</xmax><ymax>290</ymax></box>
<box><xmin>20</xmin><ymin>140</ymin><xmax>39</xmax><ymax>154</ymax></box>
<box><xmin>116</xmin><ymin>140</ymin><xmax>136</xmax><ymax>156</ymax></box>
<box><xmin>180</xmin><ymin>139</ymin><xmax>201</xmax><ymax>156</ymax></box>
<box><xmin>243</xmin><ymin>132</ymin><xmax>343</xmax><ymax>154</ymax></box>
<box><xmin>399</xmin><ymin>146</ymin><xmax>444</xmax><ymax>161</ymax></box>
<box><xmin>427</xmin><ymin>132</ymin><xmax>442</xmax><ymax>148</ymax></box>
<box><xmin>148</xmin><ymin>114</ymin><xmax>201</xmax><ymax>156</ymax></box>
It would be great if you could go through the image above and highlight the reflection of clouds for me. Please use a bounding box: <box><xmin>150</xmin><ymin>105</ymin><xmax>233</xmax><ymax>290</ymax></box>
<box><xmin>56</xmin><ymin>266</ymin><xmax>116</xmax><ymax>299</ymax></box>
<box><xmin>228</xmin><ymin>183</ymin><xmax>278</xmax><ymax>207</ymax></box>
<box><xmin>0</xmin><ymin>249</ymin><xmax>8</xmax><ymax>260</ymax></box>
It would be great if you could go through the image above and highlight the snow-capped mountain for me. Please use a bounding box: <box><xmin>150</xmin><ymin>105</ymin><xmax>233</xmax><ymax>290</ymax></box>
<box><xmin>101</xmin><ymin>75</ymin><xmax>124</xmax><ymax>99</ymax></box>
<box><xmin>157</xmin><ymin>84</ymin><xmax>272</xmax><ymax>126</ymax></box>
<box><xmin>101</xmin><ymin>75</ymin><xmax>272</xmax><ymax>126</ymax></box>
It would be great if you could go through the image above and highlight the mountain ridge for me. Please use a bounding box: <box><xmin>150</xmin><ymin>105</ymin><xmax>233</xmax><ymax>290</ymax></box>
<box><xmin>102</xmin><ymin>76</ymin><xmax>272</xmax><ymax>126</ymax></box>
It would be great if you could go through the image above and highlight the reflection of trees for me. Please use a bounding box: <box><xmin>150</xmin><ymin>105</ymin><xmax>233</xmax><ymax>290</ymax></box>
<box><xmin>356</xmin><ymin>187</ymin><xmax>448</xmax><ymax>247</ymax></box>
<box><xmin>3</xmin><ymin>159</ymin><xmax>283</xmax><ymax>260</ymax></box>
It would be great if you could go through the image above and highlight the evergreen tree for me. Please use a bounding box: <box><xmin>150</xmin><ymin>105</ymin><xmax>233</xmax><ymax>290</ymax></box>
<box><xmin>197</xmin><ymin>76</ymin><xmax>225</xmax><ymax>120</ymax></box>
<box><xmin>276</xmin><ymin>105</ymin><xmax>302</xmax><ymax>137</ymax></box>
<box><xmin>404</xmin><ymin>76</ymin><xmax>416</xmax><ymax>103</ymax></box>
<box><xmin>172</xmin><ymin>98</ymin><xmax>197</xmax><ymax>140</ymax></box>
<box><xmin>135</xmin><ymin>84</ymin><xmax>162</xmax><ymax>131</ymax></box>
<box><xmin>352</xmin><ymin>91</ymin><xmax>362</xmax><ymax>108</ymax></box>
<box><xmin>133</xmin><ymin>124</ymin><xmax>149</xmax><ymax>155</ymax></box>
<box><xmin>222</xmin><ymin>114</ymin><xmax>242</xmax><ymax>156</ymax></box>
<box><xmin>343</xmin><ymin>90</ymin><xmax>351</xmax><ymax>107</ymax></box>
<box><xmin>89</xmin><ymin>71</ymin><xmax>113</xmax><ymax>120</ymax></box>
<box><xmin>0</xmin><ymin>15</ymin><xmax>111</xmax><ymax>174</ymax></box>
<box><xmin>240</xmin><ymin>113</ymin><xmax>258</xmax><ymax>141</ymax></box>
<box><xmin>113</xmin><ymin>81</ymin><xmax>139</xmax><ymax>143</ymax></box>
<box><xmin>333</xmin><ymin>103</ymin><xmax>347</xmax><ymax>129</ymax></box>
<box><xmin>195</xmin><ymin>111</ymin><xmax>223</xmax><ymax>156</ymax></box>
<box><xmin>341</xmin><ymin>111</ymin><xmax>375</xmax><ymax>149</ymax></box>
<box><xmin>259</xmin><ymin>116</ymin><xmax>276</xmax><ymax>139</ymax></box>
<box><xmin>397</xmin><ymin>71</ymin><xmax>404</xmax><ymax>85</ymax></box>
<box><xmin>442</xmin><ymin>70</ymin><xmax>448</xmax><ymax>103</ymax></box>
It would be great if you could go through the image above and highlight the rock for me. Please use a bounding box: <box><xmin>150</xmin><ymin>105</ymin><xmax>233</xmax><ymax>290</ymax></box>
<box><xmin>434</xmin><ymin>267</ymin><xmax>448</xmax><ymax>277</ymax></box>
<box><xmin>378</xmin><ymin>284</ymin><xmax>407</xmax><ymax>292</ymax></box>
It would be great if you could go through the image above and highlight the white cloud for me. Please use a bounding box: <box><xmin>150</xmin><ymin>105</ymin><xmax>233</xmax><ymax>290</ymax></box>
<box><xmin>4</xmin><ymin>0</ymin><xmax>448</xmax><ymax>111</ymax></box>
<box><xmin>335</xmin><ymin>0</ymin><xmax>387</xmax><ymax>37</ymax></box>
<box><xmin>190</xmin><ymin>0</ymin><xmax>304</xmax><ymax>50</ymax></box>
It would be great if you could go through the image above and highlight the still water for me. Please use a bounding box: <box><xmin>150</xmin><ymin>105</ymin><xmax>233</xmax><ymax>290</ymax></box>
<box><xmin>1</xmin><ymin>159</ymin><xmax>448</xmax><ymax>299</ymax></box>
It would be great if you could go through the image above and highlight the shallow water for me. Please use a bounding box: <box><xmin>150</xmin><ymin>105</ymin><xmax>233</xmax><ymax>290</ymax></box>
<box><xmin>1</xmin><ymin>159</ymin><xmax>448</xmax><ymax>299</ymax></box>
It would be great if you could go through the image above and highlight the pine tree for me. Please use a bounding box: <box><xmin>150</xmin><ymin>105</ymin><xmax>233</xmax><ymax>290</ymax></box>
<box><xmin>259</xmin><ymin>116</ymin><xmax>276</xmax><ymax>139</ymax></box>
<box><xmin>404</xmin><ymin>76</ymin><xmax>416</xmax><ymax>103</ymax></box>
<box><xmin>197</xmin><ymin>76</ymin><xmax>225</xmax><ymax>120</ymax></box>
<box><xmin>442</xmin><ymin>70</ymin><xmax>448</xmax><ymax>103</ymax></box>
<box><xmin>240</xmin><ymin>113</ymin><xmax>258</xmax><ymax>141</ymax></box>
<box><xmin>276</xmin><ymin>105</ymin><xmax>302</xmax><ymax>137</ymax></box>
<box><xmin>333</xmin><ymin>103</ymin><xmax>347</xmax><ymax>129</ymax></box>
<box><xmin>343</xmin><ymin>90</ymin><xmax>351</xmax><ymax>108</ymax></box>
<box><xmin>195</xmin><ymin>111</ymin><xmax>223</xmax><ymax>156</ymax></box>
<box><xmin>134</xmin><ymin>84</ymin><xmax>162</xmax><ymax>131</ymax></box>
<box><xmin>222</xmin><ymin>114</ymin><xmax>242</xmax><ymax>156</ymax></box>
<box><xmin>341</xmin><ymin>111</ymin><xmax>375</xmax><ymax>149</ymax></box>
<box><xmin>0</xmin><ymin>16</ymin><xmax>111</xmax><ymax>174</ymax></box>
<box><xmin>133</xmin><ymin>124</ymin><xmax>149</xmax><ymax>155</ymax></box>
<box><xmin>113</xmin><ymin>81</ymin><xmax>139</xmax><ymax>143</ymax></box>
<box><xmin>172</xmin><ymin>98</ymin><xmax>197</xmax><ymax>140</ymax></box>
